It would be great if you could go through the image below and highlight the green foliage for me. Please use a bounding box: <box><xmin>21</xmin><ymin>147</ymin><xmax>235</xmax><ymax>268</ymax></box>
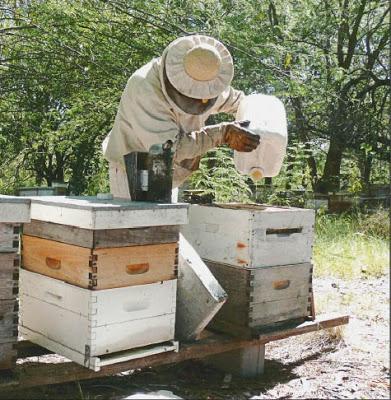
<box><xmin>189</xmin><ymin>147</ymin><xmax>252</xmax><ymax>203</ymax></box>
<box><xmin>0</xmin><ymin>0</ymin><xmax>389</xmax><ymax>195</ymax></box>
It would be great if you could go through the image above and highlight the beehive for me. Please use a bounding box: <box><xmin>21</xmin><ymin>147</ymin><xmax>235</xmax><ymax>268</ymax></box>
<box><xmin>0</xmin><ymin>195</ymin><xmax>30</xmax><ymax>369</ymax></box>
<box><xmin>20</xmin><ymin>269</ymin><xmax>177</xmax><ymax>371</ymax></box>
<box><xmin>206</xmin><ymin>261</ymin><xmax>313</xmax><ymax>337</ymax></box>
<box><xmin>20</xmin><ymin>196</ymin><xmax>188</xmax><ymax>370</ymax></box>
<box><xmin>181</xmin><ymin>204</ymin><xmax>314</xmax><ymax>268</ymax></box>
<box><xmin>181</xmin><ymin>203</ymin><xmax>315</xmax><ymax>337</ymax></box>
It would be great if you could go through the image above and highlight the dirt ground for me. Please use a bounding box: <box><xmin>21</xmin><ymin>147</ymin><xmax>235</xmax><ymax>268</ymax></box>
<box><xmin>1</xmin><ymin>273</ymin><xmax>389</xmax><ymax>400</ymax></box>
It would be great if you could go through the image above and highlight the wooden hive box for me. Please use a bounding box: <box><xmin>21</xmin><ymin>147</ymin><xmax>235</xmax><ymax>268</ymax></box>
<box><xmin>22</xmin><ymin>234</ymin><xmax>179</xmax><ymax>290</ymax></box>
<box><xmin>0</xmin><ymin>195</ymin><xmax>30</xmax><ymax>370</ymax></box>
<box><xmin>21</xmin><ymin>196</ymin><xmax>188</xmax><ymax>289</ymax></box>
<box><xmin>0</xmin><ymin>253</ymin><xmax>20</xmax><ymax>300</ymax></box>
<box><xmin>206</xmin><ymin>261</ymin><xmax>313</xmax><ymax>337</ymax></box>
<box><xmin>0</xmin><ymin>195</ymin><xmax>31</xmax><ymax>224</ymax></box>
<box><xmin>0</xmin><ymin>298</ymin><xmax>19</xmax><ymax>369</ymax></box>
<box><xmin>181</xmin><ymin>204</ymin><xmax>315</xmax><ymax>268</ymax></box>
<box><xmin>20</xmin><ymin>269</ymin><xmax>178</xmax><ymax>371</ymax></box>
<box><xmin>28</xmin><ymin>196</ymin><xmax>188</xmax><ymax>230</ymax></box>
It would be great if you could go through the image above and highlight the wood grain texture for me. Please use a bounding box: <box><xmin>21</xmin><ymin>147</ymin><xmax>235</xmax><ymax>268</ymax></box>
<box><xmin>249</xmin><ymin>296</ymin><xmax>310</xmax><ymax>327</ymax></box>
<box><xmin>94</xmin><ymin>243</ymin><xmax>178</xmax><ymax>289</ymax></box>
<box><xmin>0</xmin><ymin>223</ymin><xmax>19</xmax><ymax>252</ymax></box>
<box><xmin>1</xmin><ymin>314</ymin><xmax>349</xmax><ymax>389</ymax></box>
<box><xmin>0</xmin><ymin>253</ymin><xmax>19</xmax><ymax>298</ymax></box>
<box><xmin>0</xmin><ymin>299</ymin><xmax>18</xmax><ymax>343</ymax></box>
<box><xmin>181</xmin><ymin>204</ymin><xmax>314</xmax><ymax>268</ymax></box>
<box><xmin>22</xmin><ymin>235</ymin><xmax>92</xmax><ymax>288</ymax></box>
<box><xmin>176</xmin><ymin>234</ymin><xmax>227</xmax><ymax>341</ymax></box>
<box><xmin>24</xmin><ymin>219</ymin><xmax>180</xmax><ymax>248</ymax></box>
<box><xmin>22</xmin><ymin>235</ymin><xmax>177</xmax><ymax>289</ymax></box>
<box><xmin>206</xmin><ymin>261</ymin><xmax>312</xmax><ymax>332</ymax></box>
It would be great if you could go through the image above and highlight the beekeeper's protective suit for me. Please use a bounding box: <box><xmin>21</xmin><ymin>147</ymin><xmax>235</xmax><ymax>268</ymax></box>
<box><xmin>102</xmin><ymin>35</ymin><xmax>259</xmax><ymax>198</ymax></box>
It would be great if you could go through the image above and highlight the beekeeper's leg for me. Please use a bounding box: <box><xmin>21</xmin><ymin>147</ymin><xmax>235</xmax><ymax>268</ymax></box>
<box><xmin>109</xmin><ymin>161</ymin><xmax>131</xmax><ymax>199</ymax></box>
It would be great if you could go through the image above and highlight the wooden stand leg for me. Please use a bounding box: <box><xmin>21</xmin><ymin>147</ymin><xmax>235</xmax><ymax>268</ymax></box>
<box><xmin>205</xmin><ymin>343</ymin><xmax>266</xmax><ymax>378</ymax></box>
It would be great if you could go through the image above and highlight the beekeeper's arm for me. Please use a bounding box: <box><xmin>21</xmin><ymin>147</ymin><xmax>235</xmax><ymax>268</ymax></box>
<box><xmin>174</xmin><ymin>87</ymin><xmax>254</xmax><ymax>161</ymax></box>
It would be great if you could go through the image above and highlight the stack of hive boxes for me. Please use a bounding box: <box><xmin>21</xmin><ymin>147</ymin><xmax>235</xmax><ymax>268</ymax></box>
<box><xmin>181</xmin><ymin>204</ymin><xmax>315</xmax><ymax>338</ymax></box>
<box><xmin>19</xmin><ymin>196</ymin><xmax>188</xmax><ymax>371</ymax></box>
<box><xmin>0</xmin><ymin>195</ymin><xmax>30</xmax><ymax>370</ymax></box>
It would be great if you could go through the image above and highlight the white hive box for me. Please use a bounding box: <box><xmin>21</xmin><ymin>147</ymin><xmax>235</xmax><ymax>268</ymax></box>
<box><xmin>28</xmin><ymin>196</ymin><xmax>188</xmax><ymax>229</ymax></box>
<box><xmin>181</xmin><ymin>204</ymin><xmax>315</xmax><ymax>268</ymax></box>
<box><xmin>0</xmin><ymin>195</ymin><xmax>31</xmax><ymax>224</ymax></box>
<box><xmin>20</xmin><ymin>269</ymin><xmax>177</xmax><ymax>371</ymax></box>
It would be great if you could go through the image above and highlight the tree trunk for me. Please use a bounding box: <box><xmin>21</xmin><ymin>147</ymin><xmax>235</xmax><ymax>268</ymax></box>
<box><xmin>360</xmin><ymin>153</ymin><xmax>372</xmax><ymax>191</ymax></box>
<box><xmin>290</xmin><ymin>97</ymin><xmax>318</xmax><ymax>190</ymax></box>
<box><xmin>316</xmin><ymin>137</ymin><xmax>344</xmax><ymax>193</ymax></box>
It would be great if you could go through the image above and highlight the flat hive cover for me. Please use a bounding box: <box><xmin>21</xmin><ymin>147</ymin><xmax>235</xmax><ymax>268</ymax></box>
<box><xmin>29</xmin><ymin>196</ymin><xmax>188</xmax><ymax>229</ymax></box>
<box><xmin>0</xmin><ymin>195</ymin><xmax>31</xmax><ymax>223</ymax></box>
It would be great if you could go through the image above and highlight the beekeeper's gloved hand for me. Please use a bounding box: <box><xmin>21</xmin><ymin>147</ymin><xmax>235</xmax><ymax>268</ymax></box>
<box><xmin>222</xmin><ymin>120</ymin><xmax>260</xmax><ymax>152</ymax></box>
<box><xmin>174</xmin><ymin>120</ymin><xmax>260</xmax><ymax>163</ymax></box>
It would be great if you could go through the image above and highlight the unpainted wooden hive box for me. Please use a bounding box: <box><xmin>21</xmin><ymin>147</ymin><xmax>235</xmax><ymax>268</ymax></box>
<box><xmin>181</xmin><ymin>203</ymin><xmax>315</xmax><ymax>268</ymax></box>
<box><xmin>0</xmin><ymin>195</ymin><xmax>30</xmax><ymax>369</ymax></box>
<box><xmin>206</xmin><ymin>261</ymin><xmax>313</xmax><ymax>337</ymax></box>
<box><xmin>181</xmin><ymin>203</ymin><xmax>315</xmax><ymax>337</ymax></box>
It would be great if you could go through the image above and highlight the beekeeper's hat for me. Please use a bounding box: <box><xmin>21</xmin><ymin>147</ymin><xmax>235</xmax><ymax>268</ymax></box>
<box><xmin>164</xmin><ymin>35</ymin><xmax>234</xmax><ymax>100</ymax></box>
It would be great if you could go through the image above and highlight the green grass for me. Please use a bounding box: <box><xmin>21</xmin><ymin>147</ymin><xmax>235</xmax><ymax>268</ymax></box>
<box><xmin>313</xmin><ymin>209</ymin><xmax>390</xmax><ymax>279</ymax></box>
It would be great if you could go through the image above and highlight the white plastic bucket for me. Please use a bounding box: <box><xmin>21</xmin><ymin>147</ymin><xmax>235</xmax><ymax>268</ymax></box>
<box><xmin>234</xmin><ymin>94</ymin><xmax>288</xmax><ymax>180</ymax></box>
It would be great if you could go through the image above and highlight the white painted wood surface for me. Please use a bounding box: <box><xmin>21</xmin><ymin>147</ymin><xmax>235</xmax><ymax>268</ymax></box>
<box><xmin>0</xmin><ymin>196</ymin><xmax>31</xmax><ymax>223</ymax></box>
<box><xmin>20</xmin><ymin>326</ymin><xmax>178</xmax><ymax>372</ymax></box>
<box><xmin>19</xmin><ymin>268</ymin><xmax>176</xmax><ymax>324</ymax></box>
<box><xmin>19</xmin><ymin>269</ymin><xmax>177</xmax><ymax>367</ymax></box>
<box><xmin>181</xmin><ymin>204</ymin><xmax>315</xmax><ymax>268</ymax></box>
<box><xmin>176</xmin><ymin>234</ymin><xmax>227</xmax><ymax>341</ymax></box>
<box><xmin>28</xmin><ymin>196</ymin><xmax>188</xmax><ymax>229</ymax></box>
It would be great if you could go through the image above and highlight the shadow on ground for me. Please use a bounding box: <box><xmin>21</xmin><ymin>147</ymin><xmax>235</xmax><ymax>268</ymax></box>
<box><xmin>0</xmin><ymin>346</ymin><xmax>338</xmax><ymax>400</ymax></box>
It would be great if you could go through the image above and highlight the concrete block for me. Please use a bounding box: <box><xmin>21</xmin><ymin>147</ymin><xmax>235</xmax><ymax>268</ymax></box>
<box><xmin>206</xmin><ymin>343</ymin><xmax>265</xmax><ymax>378</ymax></box>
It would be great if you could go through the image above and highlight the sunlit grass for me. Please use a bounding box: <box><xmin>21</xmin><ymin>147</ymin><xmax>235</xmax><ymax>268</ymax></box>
<box><xmin>313</xmin><ymin>209</ymin><xmax>389</xmax><ymax>279</ymax></box>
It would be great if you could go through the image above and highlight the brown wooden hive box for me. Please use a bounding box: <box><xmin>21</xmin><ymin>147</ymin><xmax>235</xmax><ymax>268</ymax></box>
<box><xmin>20</xmin><ymin>197</ymin><xmax>189</xmax><ymax>290</ymax></box>
<box><xmin>206</xmin><ymin>261</ymin><xmax>313</xmax><ymax>338</ymax></box>
<box><xmin>22</xmin><ymin>233</ymin><xmax>179</xmax><ymax>290</ymax></box>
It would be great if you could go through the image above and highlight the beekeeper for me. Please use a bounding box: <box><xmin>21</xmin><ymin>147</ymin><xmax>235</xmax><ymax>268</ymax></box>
<box><xmin>102</xmin><ymin>34</ymin><xmax>260</xmax><ymax>197</ymax></box>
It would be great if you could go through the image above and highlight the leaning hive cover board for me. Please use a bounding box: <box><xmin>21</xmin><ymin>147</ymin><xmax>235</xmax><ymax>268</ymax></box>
<box><xmin>19</xmin><ymin>269</ymin><xmax>176</xmax><ymax>356</ymax></box>
<box><xmin>28</xmin><ymin>196</ymin><xmax>188</xmax><ymax>229</ymax></box>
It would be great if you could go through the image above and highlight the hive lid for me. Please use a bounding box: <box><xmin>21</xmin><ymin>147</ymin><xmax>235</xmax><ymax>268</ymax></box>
<box><xmin>0</xmin><ymin>195</ymin><xmax>31</xmax><ymax>223</ymax></box>
<box><xmin>28</xmin><ymin>196</ymin><xmax>188</xmax><ymax>229</ymax></box>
